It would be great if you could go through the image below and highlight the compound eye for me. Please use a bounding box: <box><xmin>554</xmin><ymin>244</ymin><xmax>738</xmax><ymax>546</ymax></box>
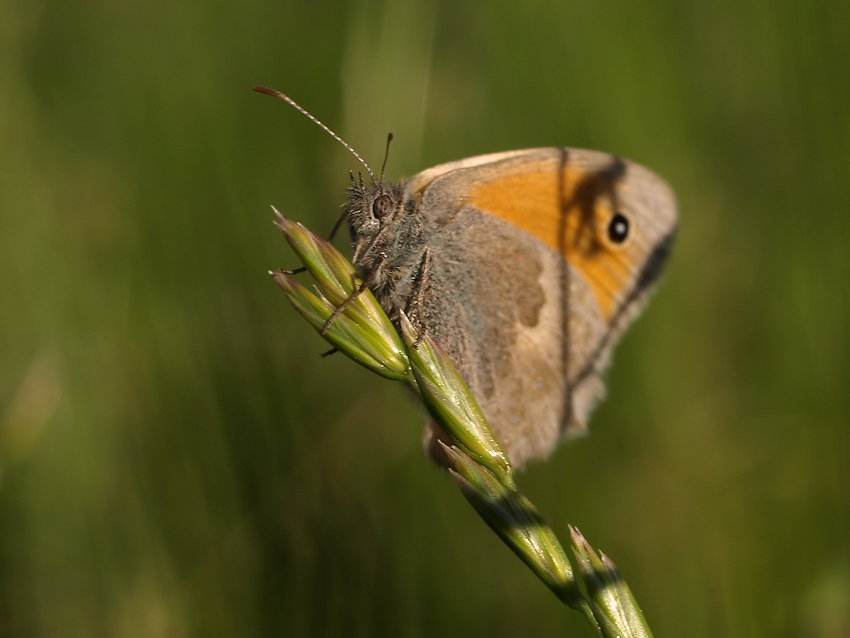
<box><xmin>372</xmin><ymin>194</ymin><xmax>393</xmax><ymax>218</ymax></box>
<box><xmin>607</xmin><ymin>212</ymin><xmax>630</xmax><ymax>244</ymax></box>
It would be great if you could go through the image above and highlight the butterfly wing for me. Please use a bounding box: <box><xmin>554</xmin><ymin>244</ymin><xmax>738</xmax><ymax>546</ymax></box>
<box><xmin>403</xmin><ymin>148</ymin><xmax>677</xmax><ymax>467</ymax></box>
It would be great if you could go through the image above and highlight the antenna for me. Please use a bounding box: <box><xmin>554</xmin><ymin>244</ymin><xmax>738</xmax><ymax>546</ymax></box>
<box><xmin>253</xmin><ymin>85</ymin><xmax>375</xmax><ymax>182</ymax></box>
<box><xmin>380</xmin><ymin>132</ymin><xmax>394</xmax><ymax>186</ymax></box>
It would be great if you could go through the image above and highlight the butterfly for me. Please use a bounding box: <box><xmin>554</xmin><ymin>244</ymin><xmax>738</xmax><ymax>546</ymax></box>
<box><xmin>257</xmin><ymin>86</ymin><xmax>678</xmax><ymax>467</ymax></box>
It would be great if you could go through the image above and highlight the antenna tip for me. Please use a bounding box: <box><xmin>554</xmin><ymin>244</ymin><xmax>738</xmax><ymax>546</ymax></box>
<box><xmin>387</xmin><ymin>132</ymin><xmax>394</xmax><ymax>142</ymax></box>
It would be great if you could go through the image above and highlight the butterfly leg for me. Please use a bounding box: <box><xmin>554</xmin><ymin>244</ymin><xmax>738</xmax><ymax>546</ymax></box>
<box><xmin>406</xmin><ymin>247</ymin><xmax>432</xmax><ymax>347</ymax></box>
<box><xmin>326</xmin><ymin>210</ymin><xmax>347</xmax><ymax>242</ymax></box>
<box><xmin>320</xmin><ymin>253</ymin><xmax>387</xmax><ymax>335</ymax></box>
<box><xmin>271</xmin><ymin>266</ymin><xmax>307</xmax><ymax>276</ymax></box>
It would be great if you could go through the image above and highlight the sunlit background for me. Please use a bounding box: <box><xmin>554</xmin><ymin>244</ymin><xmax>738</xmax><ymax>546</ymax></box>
<box><xmin>2</xmin><ymin>0</ymin><xmax>849</xmax><ymax>635</ymax></box>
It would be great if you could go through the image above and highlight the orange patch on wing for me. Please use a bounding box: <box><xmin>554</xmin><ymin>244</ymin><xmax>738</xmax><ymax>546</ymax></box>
<box><xmin>469</xmin><ymin>169</ymin><xmax>636</xmax><ymax>321</ymax></box>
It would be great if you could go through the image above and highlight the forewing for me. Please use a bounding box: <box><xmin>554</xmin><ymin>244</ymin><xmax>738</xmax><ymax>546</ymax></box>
<box><xmin>406</xmin><ymin>148</ymin><xmax>677</xmax><ymax>465</ymax></box>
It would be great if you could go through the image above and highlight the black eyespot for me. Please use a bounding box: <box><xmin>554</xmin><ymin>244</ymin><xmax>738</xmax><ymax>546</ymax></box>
<box><xmin>607</xmin><ymin>212</ymin><xmax>630</xmax><ymax>244</ymax></box>
<box><xmin>372</xmin><ymin>194</ymin><xmax>393</xmax><ymax>218</ymax></box>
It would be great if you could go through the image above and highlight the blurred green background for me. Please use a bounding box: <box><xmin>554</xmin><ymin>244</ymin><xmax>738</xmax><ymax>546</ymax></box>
<box><xmin>1</xmin><ymin>0</ymin><xmax>848</xmax><ymax>635</ymax></box>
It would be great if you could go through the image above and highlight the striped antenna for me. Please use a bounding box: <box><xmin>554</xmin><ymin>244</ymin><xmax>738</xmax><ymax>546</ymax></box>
<box><xmin>253</xmin><ymin>86</ymin><xmax>375</xmax><ymax>183</ymax></box>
